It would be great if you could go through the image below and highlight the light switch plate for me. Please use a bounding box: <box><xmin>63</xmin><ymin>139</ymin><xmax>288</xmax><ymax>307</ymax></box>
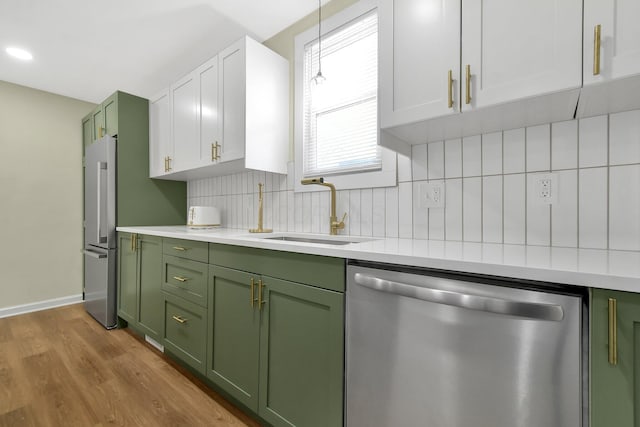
<box><xmin>420</xmin><ymin>182</ymin><xmax>445</xmax><ymax>208</ymax></box>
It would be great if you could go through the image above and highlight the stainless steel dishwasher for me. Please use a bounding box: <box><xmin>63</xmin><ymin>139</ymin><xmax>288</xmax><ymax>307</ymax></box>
<box><xmin>346</xmin><ymin>261</ymin><xmax>587</xmax><ymax>427</ymax></box>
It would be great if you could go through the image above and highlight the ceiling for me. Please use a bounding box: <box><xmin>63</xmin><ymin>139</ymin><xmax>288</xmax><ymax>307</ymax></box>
<box><xmin>0</xmin><ymin>0</ymin><xmax>323</xmax><ymax>104</ymax></box>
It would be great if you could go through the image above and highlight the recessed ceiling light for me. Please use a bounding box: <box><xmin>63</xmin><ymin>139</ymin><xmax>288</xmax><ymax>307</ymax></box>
<box><xmin>6</xmin><ymin>47</ymin><xmax>33</xmax><ymax>61</ymax></box>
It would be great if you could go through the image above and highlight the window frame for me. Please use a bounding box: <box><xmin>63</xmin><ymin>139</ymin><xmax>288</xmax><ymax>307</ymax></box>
<box><xmin>294</xmin><ymin>0</ymin><xmax>396</xmax><ymax>193</ymax></box>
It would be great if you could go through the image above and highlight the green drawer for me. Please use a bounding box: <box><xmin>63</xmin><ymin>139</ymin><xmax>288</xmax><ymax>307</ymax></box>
<box><xmin>162</xmin><ymin>255</ymin><xmax>208</xmax><ymax>307</ymax></box>
<box><xmin>163</xmin><ymin>292</ymin><xmax>207</xmax><ymax>375</ymax></box>
<box><xmin>209</xmin><ymin>243</ymin><xmax>345</xmax><ymax>292</ymax></box>
<box><xmin>163</xmin><ymin>238</ymin><xmax>208</xmax><ymax>263</ymax></box>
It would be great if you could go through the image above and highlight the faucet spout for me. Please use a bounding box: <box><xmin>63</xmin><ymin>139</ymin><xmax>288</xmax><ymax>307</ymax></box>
<box><xmin>301</xmin><ymin>177</ymin><xmax>346</xmax><ymax>235</ymax></box>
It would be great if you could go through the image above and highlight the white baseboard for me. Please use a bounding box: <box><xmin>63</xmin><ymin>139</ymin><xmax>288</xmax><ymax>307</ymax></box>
<box><xmin>145</xmin><ymin>335</ymin><xmax>165</xmax><ymax>353</ymax></box>
<box><xmin>0</xmin><ymin>294</ymin><xmax>84</xmax><ymax>319</ymax></box>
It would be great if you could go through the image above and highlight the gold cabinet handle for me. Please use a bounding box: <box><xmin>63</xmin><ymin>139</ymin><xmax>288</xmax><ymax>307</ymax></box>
<box><xmin>130</xmin><ymin>233</ymin><xmax>135</xmax><ymax>251</ymax></box>
<box><xmin>173</xmin><ymin>276</ymin><xmax>188</xmax><ymax>283</ymax></box>
<box><xmin>172</xmin><ymin>315</ymin><xmax>188</xmax><ymax>324</ymax></box>
<box><xmin>447</xmin><ymin>69</ymin><xmax>454</xmax><ymax>108</ymax></box>
<box><xmin>172</xmin><ymin>246</ymin><xmax>187</xmax><ymax>251</ymax></box>
<box><xmin>214</xmin><ymin>142</ymin><xmax>221</xmax><ymax>160</ymax></box>
<box><xmin>258</xmin><ymin>279</ymin><xmax>266</xmax><ymax>310</ymax></box>
<box><xmin>164</xmin><ymin>157</ymin><xmax>167</xmax><ymax>172</ymax></box>
<box><xmin>168</xmin><ymin>156</ymin><xmax>172</xmax><ymax>171</ymax></box>
<box><xmin>594</xmin><ymin>24</ymin><xmax>601</xmax><ymax>76</ymax></box>
<box><xmin>465</xmin><ymin>65</ymin><xmax>471</xmax><ymax>105</ymax></box>
<box><xmin>99</xmin><ymin>127</ymin><xmax>104</xmax><ymax>138</ymax></box>
<box><xmin>211</xmin><ymin>143</ymin><xmax>215</xmax><ymax>162</ymax></box>
<box><xmin>134</xmin><ymin>234</ymin><xmax>138</xmax><ymax>251</ymax></box>
<box><xmin>608</xmin><ymin>297</ymin><xmax>617</xmax><ymax>365</ymax></box>
<box><xmin>250</xmin><ymin>278</ymin><xmax>255</xmax><ymax>308</ymax></box>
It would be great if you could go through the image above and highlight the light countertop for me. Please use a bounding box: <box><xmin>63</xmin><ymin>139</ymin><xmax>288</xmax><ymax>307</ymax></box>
<box><xmin>117</xmin><ymin>226</ymin><xmax>640</xmax><ymax>293</ymax></box>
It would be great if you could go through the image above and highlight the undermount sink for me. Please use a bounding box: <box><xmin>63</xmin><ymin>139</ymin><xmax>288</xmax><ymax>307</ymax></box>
<box><xmin>256</xmin><ymin>233</ymin><xmax>376</xmax><ymax>246</ymax></box>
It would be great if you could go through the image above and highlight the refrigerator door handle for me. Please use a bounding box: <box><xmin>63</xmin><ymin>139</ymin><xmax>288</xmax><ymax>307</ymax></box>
<box><xmin>97</xmin><ymin>161</ymin><xmax>107</xmax><ymax>244</ymax></box>
<box><xmin>353</xmin><ymin>273</ymin><xmax>564</xmax><ymax>321</ymax></box>
<box><xmin>84</xmin><ymin>249</ymin><xmax>107</xmax><ymax>259</ymax></box>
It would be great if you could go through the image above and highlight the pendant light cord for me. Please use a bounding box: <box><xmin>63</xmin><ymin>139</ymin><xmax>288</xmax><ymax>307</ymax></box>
<box><xmin>318</xmin><ymin>0</ymin><xmax>322</xmax><ymax>73</ymax></box>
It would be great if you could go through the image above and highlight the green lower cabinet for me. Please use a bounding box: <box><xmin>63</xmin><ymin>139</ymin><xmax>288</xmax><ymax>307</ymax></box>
<box><xmin>163</xmin><ymin>292</ymin><xmax>207</xmax><ymax>375</ymax></box>
<box><xmin>116</xmin><ymin>233</ymin><xmax>164</xmax><ymax>343</ymax></box>
<box><xmin>117</xmin><ymin>232</ymin><xmax>138</xmax><ymax>325</ymax></box>
<box><xmin>207</xmin><ymin>264</ymin><xmax>344</xmax><ymax>427</ymax></box>
<box><xmin>137</xmin><ymin>235</ymin><xmax>163</xmax><ymax>341</ymax></box>
<box><xmin>207</xmin><ymin>266</ymin><xmax>261</xmax><ymax>409</ymax></box>
<box><xmin>259</xmin><ymin>276</ymin><xmax>344</xmax><ymax>427</ymax></box>
<box><xmin>591</xmin><ymin>288</ymin><xmax>640</xmax><ymax>427</ymax></box>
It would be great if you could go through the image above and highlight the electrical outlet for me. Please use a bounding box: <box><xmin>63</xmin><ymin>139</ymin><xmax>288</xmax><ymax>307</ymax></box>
<box><xmin>534</xmin><ymin>173</ymin><xmax>558</xmax><ymax>205</ymax></box>
<box><xmin>420</xmin><ymin>182</ymin><xmax>445</xmax><ymax>208</ymax></box>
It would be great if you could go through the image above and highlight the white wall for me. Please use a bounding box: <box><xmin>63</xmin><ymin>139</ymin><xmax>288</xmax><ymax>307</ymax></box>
<box><xmin>187</xmin><ymin>109</ymin><xmax>640</xmax><ymax>251</ymax></box>
<box><xmin>0</xmin><ymin>80</ymin><xmax>95</xmax><ymax>311</ymax></box>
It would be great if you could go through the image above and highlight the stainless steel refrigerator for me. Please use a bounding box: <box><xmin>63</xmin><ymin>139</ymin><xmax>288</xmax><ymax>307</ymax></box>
<box><xmin>83</xmin><ymin>135</ymin><xmax>117</xmax><ymax>328</ymax></box>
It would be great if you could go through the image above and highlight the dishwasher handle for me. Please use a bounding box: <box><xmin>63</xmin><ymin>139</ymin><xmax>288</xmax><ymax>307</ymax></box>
<box><xmin>353</xmin><ymin>273</ymin><xmax>564</xmax><ymax>321</ymax></box>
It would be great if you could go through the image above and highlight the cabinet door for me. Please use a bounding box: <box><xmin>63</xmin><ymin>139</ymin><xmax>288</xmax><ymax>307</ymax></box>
<box><xmin>258</xmin><ymin>277</ymin><xmax>344</xmax><ymax>427</ymax></box>
<box><xmin>92</xmin><ymin>105</ymin><xmax>104</xmax><ymax>141</ymax></box>
<box><xmin>584</xmin><ymin>0</ymin><xmax>640</xmax><ymax>85</ymax></box>
<box><xmin>117</xmin><ymin>232</ymin><xmax>138</xmax><ymax>325</ymax></box>
<box><xmin>103</xmin><ymin>93</ymin><xmax>118</xmax><ymax>137</ymax></box>
<box><xmin>207</xmin><ymin>266</ymin><xmax>260</xmax><ymax>411</ymax></box>
<box><xmin>137</xmin><ymin>235</ymin><xmax>163</xmax><ymax>342</ymax></box>
<box><xmin>82</xmin><ymin>114</ymin><xmax>93</xmax><ymax>151</ymax></box>
<box><xmin>379</xmin><ymin>0</ymin><xmax>460</xmax><ymax>127</ymax></box>
<box><xmin>219</xmin><ymin>40</ymin><xmax>246</xmax><ymax>163</ymax></box>
<box><xmin>198</xmin><ymin>56</ymin><xmax>220</xmax><ymax>166</ymax></box>
<box><xmin>149</xmin><ymin>90</ymin><xmax>172</xmax><ymax>177</ymax></box>
<box><xmin>171</xmin><ymin>73</ymin><xmax>199</xmax><ymax>172</ymax></box>
<box><xmin>461</xmin><ymin>0</ymin><xmax>582</xmax><ymax>111</ymax></box>
<box><xmin>592</xmin><ymin>288</ymin><xmax>640</xmax><ymax>427</ymax></box>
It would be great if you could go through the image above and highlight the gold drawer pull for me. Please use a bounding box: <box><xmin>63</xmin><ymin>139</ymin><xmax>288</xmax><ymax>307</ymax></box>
<box><xmin>258</xmin><ymin>279</ymin><xmax>266</xmax><ymax>310</ymax></box>
<box><xmin>172</xmin><ymin>246</ymin><xmax>187</xmax><ymax>251</ymax></box>
<box><xmin>465</xmin><ymin>64</ymin><xmax>471</xmax><ymax>105</ymax></box>
<box><xmin>608</xmin><ymin>298</ymin><xmax>617</xmax><ymax>365</ymax></box>
<box><xmin>173</xmin><ymin>276</ymin><xmax>189</xmax><ymax>283</ymax></box>
<box><xmin>594</xmin><ymin>24</ymin><xmax>601</xmax><ymax>76</ymax></box>
<box><xmin>250</xmin><ymin>278</ymin><xmax>255</xmax><ymax>308</ymax></box>
<box><xmin>447</xmin><ymin>69</ymin><xmax>454</xmax><ymax>109</ymax></box>
<box><xmin>172</xmin><ymin>315</ymin><xmax>188</xmax><ymax>324</ymax></box>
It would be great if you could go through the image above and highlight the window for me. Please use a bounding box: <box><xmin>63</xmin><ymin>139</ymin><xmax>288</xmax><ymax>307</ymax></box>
<box><xmin>295</xmin><ymin>0</ymin><xmax>395</xmax><ymax>192</ymax></box>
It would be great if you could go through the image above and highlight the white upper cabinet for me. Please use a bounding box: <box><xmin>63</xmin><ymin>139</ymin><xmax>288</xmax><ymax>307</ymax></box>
<box><xmin>149</xmin><ymin>89</ymin><xmax>172</xmax><ymax>178</ymax></box>
<box><xmin>584</xmin><ymin>0</ymin><xmax>640</xmax><ymax>85</ymax></box>
<box><xmin>578</xmin><ymin>0</ymin><xmax>640</xmax><ymax>118</ymax></box>
<box><xmin>461</xmin><ymin>0</ymin><xmax>582</xmax><ymax>112</ymax></box>
<box><xmin>379</xmin><ymin>0</ymin><xmax>582</xmax><ymax>150</ymax></box>
<box><xmin>171</xmin><ymin>73</ymin><xmax>199</xmax><ymax>172</ymax></box>
<box><xmin>149</xmin><ymin>36</ymin><xmax>289</xmax><ymax>180</ymax></box>
<box><xmin>197</xmin><ymin>56</ymin><xmax>221</xmax><ymax>167</ymax></box>
<box><xmin>379</xmin><ymin>0</ymin><xmax>460</xmax><ymax>128</ymax></box>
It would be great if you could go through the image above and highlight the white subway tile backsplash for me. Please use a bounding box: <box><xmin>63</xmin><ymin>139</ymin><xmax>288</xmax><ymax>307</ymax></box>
<box><xmin>445</xmin><ymin>179</ymin><xmax>463</xmax><ymax>241</ymax></box>
<box><xmin>579</xmin><ymin>168</ymin><xmax>608</xmax><ymax>249</ymax></box>
<box><xmin>526</xmin><ymin>124</ymin><xmax>551</xmax><ymax>172</ymax></box>
<box><xmin>349</xmin><ymin>190</ymin><xmax>362</xmax><ymax>236</ymax></box>
<box><xmin>428</xmin><ymin>141</ymin><xmax>445</xmax><ymax>180</ymax></box>
<box><xmin>552</xmin><ymin>120</ymin><xmax>578</xmax><ymax>170</ymax></box>
<box><xmin>398</xmin><ymin>153</ymin><xmax>412</xmax><ymax>182</ymax></box>
<box><xmin>412</xmin><ymin>144</ymin><xmax>428</xmax><ymax>180</ymax></box>
<box><xmin>372</xmin><ymin>188</ymin><xmax>386</xmax><ymax>238</ymax></box>
<box><xmin>413</xmin><ymin>181</ymin><xmax>428</xmax><ymax>239</ymax></box>
<box><xmin>610</xmin><ymin>110</ymin><xmax>640</xmax><ymax>165</ymax></box>
<box><xmin>398</xmin><ymin>182</ymin><xmax>413</xmax><ymax>239</ymax></box>
<box><xmin>609</xmin><ymin>165</ymin><xmax>640</xmax><ymax>250</ymax></box>
<box><xmin>186</xmin><ymin>108</ymin><xmax>640</xmax><ymax>252</ymax></box>
<box><xmin>445</xmin><ymin>139</ymin><xmax>462</xmax><ymax>178</ymax></box>
<box><xmin>360</xmin><ymin>188</ymin><xmax>373</xmax><ymax>237</ymax></box>
<box><xmin>463</xmin><ymin>135</ymin><xmax>482</xmax><ymax>177</ymax></box>
<box><xmin>503</xmin><ymin>128</ymin><xmax>526</xmax><ymax>174</ymax></box>
<box><xmin>551</xmin><ymin>170</ymin><xmax>578</xmax><ymax>248</ymax></box>
<box><xmin>385</xmin><ymin>187</ymin><xmax>399</xmax><ymax>238</ymax></box>
<box><xmin>578</xmin><ymin>115</ymin><xmax>608</xmax><ymax>168</ymax></box>
<box><xmin>526</xmin><ymin>174</ymin><xmax>551</xmax><ymax>246</ymax></box>
<box><xmin>503</xmin><ymin>174</ymin><xmax>526</xmax><ymax>245</ymax></box>
<box><xmin>482</xmin><ymin>175</ymin><xmax>503</xmax><ymax>243</ymax></box>
<box><xmin>463</xmin><ymin>177</ymin><xmax>482</xmax><ymax>242</ymax></box>
<box><xmin>482</xmin><ymin>132</ymin><xmax>503</xmax><ymax>176</ymax></box>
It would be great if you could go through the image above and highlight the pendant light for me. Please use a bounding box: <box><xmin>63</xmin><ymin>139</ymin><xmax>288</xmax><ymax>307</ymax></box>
<box><xmin>311</xmin><ymin>0</ymin><xmax>326</xmax><ymax>85</ymax></box>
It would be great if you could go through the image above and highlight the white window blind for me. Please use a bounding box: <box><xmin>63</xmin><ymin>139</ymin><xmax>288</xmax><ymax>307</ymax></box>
<box><xmin>303</xmin><ymin>10</ymin><xmax>379</xmax><ymax>177</ymax></box>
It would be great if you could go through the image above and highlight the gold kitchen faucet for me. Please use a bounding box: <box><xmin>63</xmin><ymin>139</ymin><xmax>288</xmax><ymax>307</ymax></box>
<box><xmin>300</xmin><ymin>177</ymin><xmax>346</xmax><ymax>235</ymax></box>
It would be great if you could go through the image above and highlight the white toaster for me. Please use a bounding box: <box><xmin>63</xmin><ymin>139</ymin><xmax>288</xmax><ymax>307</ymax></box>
<box><xmin>187</xmin><ymin>206</ymin><xmax>221</xmax><ymax>228</ymax></box>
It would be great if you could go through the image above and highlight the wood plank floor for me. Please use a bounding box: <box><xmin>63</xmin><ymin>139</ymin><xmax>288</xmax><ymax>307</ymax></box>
<box><xmin>0</xmin><ymin>304</ymin><xmax>262</xmax><ymax>427</ymax></box>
